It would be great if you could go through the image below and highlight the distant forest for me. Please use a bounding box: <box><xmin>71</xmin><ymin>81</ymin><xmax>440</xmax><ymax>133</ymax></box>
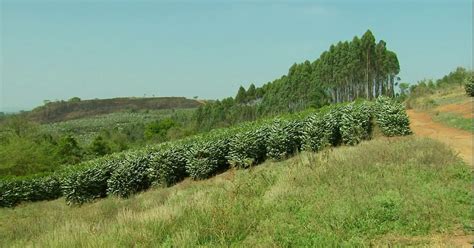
<box><xmin>193</xmin><ymin>30</ymin><xmax>400</xmax><ymax>130</ymax></box>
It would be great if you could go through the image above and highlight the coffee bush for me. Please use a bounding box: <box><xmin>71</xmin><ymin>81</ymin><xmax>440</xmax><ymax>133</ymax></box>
<box><xmin>62</xmin><ymin>158</ymin><xmax>118</xmax><ymax>204</ymax></box>
<box><xmin>186</xmin><ymin>132</ymin><xmax>231</xmax><ymax>179</ymax></box>
<box><xmin>374</xmin><ymin>97</ymin><xmax>412</xmax><ymax>136</ymax></box>
<box><xmin>149</xmin><ymin>142</ymin><xmax>189</xmax><ymax>186</ymax></box>
<box><xmin>107</xmin><ymin>153</ymin><xmax>154</xmax><ymax>198</ymax></box>
<box><xmin>227</xmin><ymin>125</ymin><xmax>268</xmax><ymax>168</ymax></box>
<box><xmin>266</xmin><ymin>119</ymin><xmax>303</xmax><ymax>160</ymax></box>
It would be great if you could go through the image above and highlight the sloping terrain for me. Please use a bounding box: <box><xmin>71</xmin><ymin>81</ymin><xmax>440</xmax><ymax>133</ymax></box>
<box><xmin>27</xmin><ymin>97</ymin><xmax>202</xmax><ymax>123</ymax></box>
<box><xmin>407</xmin><ymin>107</ymin><xmax>473</xmax><ymax>166</ymax></box>
<box><xmin>0</xmin><ymin>137</ymin><xmax>471</xmax><ymax>247</ymax></box>
<box><xmin>436</xmin><ymin>98</ymin><xmax>473</xmax><ymax>119</ymax></box>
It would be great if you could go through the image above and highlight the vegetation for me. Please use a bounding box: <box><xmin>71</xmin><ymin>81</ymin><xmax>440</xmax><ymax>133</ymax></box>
<box><xmin>433</xmin><ymin>112</ymin><xmax>474</xmax><ymax>132</ymax></box>
<box><xmin>465</xmin><ymin>77</ymin><xmax>474</xmax><ymax>97</ymax></box>
<box><xmin>0</xmin><ymin>30</ymin><xmax>402</xmax><ymax>177</ymax></box>
<box><xmin>0</xmin><ymin>137</ymin><xmax>470</xmax><ymax>247</ymax></box>
<box><xmin>0</xmin><ymin>109</ymin><xmax>196</xmax><ymax>177</ymax></box>
<box><xmin>193</xmin><ymin>30</ymin><xmax>400</xmax><ymax>131</ymax></box>
<box><xmin>28</xmin><ymin>96</ymin><xmax>201</xmax><ymax>123</ymax></box>
<box><xmin>404</xmin><ymin>67</ymin><xmax>473</xmax><ymax>109</ymax></box>
<box><xmin>0</xmin><ymin>97</ymin><xmax>411</xmax><ymax>207</ymax></box>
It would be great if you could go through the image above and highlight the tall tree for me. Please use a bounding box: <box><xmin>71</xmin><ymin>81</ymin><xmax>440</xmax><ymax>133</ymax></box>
<box><xmin>235</xmin><ymin>86</ymin><xmax>247</xmax><ymax>104</ymax></box>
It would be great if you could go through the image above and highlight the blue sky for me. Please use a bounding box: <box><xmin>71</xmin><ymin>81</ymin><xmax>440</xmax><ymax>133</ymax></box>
<box><xmin>0</xmin><ymin>0</ymin><xmax>472</xmax><ymax>111</ymax></box>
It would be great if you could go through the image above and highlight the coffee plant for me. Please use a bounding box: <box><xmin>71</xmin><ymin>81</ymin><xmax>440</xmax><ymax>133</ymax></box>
<box><xmin>465</xmin><ymin>77</ymin><xmax>474</xmax><ymax>97</ymax></box>
<box><xmin>62</xmin><ymin>158</ymin><xmax>118</xmax><ymax>204</ymax></box>
<box><xmin>149</xmin><ymin>142</ymin><xmax>189</xmax><ymax>186</ymax></box>
<box><xmin>1</xmin><ymin>99</ymin><xmax>412</xmax><ymax>207</ymax></box>
<box><xmin>374</xmin><ymin>97</ymin><xmax>412</xmax><ymax>136</ymax></box>
<box><xmin>339</xmin><ymin>102</ymin><xmax>373</xmax><ymax>145</ymax></box>
<box><xmin>302</xmin><ymin>112</ymin><xmax>333</xmax><ymax>152</ymax></box>
<box><xmin>186</xmin><ymin>131</ymin><xmax>232</xmax><ymax>179</ymax></box>
<box><xmin>0</xmin><ymin>174</ymin><xmax>62</xmax><ymax>207</ymax></box>
<box><xmin>227</xmin><ymin>124</ymin><xmax>268</xmax><ymax>168</ymax></box>
<box><xmin>266</xmin><ymin>119</ymin><xmax>303</xmax><ymax>160</ymax></box>
<box><xmin>107</xmin><ymin>153</ymin><xmax>154</xmax><ymax>198</ymax></box>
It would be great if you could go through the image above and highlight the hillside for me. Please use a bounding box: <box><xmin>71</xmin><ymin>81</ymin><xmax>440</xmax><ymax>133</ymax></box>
<box><xmin>27</xmin><ymin>97</ymin><xmax>202</xmax><ymax>123</ymax></box>
<box><xmin>0</xmin><ymin>137</ymin><xmax>471</xmax><ymax>247</ymax></box>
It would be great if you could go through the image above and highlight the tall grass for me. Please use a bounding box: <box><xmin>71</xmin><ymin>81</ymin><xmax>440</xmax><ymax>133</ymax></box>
<box><xmin>0</xmin><ymin>137</ymin><xmax>471</xmax><ymax>247</ymax></box>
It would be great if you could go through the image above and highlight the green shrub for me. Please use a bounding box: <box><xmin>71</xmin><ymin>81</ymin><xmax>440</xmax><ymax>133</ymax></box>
<box><xmin>186</xmin><ymin>133</ymin><xmax>231</xmax><ymax>179</ymax></box>
<box><xmin>0</xmin><ymin>174</ymin><xmax>62</xmax><ymax>207</ymax></box>
<box><xmin>107</xmin><ymin>153</ymin><xmax>154</xmax><ymax>198</ymax></box>
<box><xmin>266</xmin><ymin>119</ymin><xmax>303</xmax><ymax>160</ymax></box>
<box><xmin>302</xmin><ymin>112</ymin><xmax>333</xmax><ymax>152</ymax></box>
<box><xmin>465</xmin><ymin>78</ymin><xmax>474</xmax><ymax>97</ymax></box>
<box><xmin>149</xmin><ymin>143</ymin><xmax>189</xmax><ymax>186</ymax></box>
<box><xmin>227</xmin><ymin>125</ymin><xmax>268</xmax><ymax>168</ymax></box>
<box><xmin>62</xmin><ymin>159</ymin><xmax>117</xmax><ymax>205</ymax></box>
<box><xmin>339</xmin><ymin>102</ymin><xmax>373</xmax><ymax>145</ymax></box>
<box><xmin>374</xmin><ymin>97</ymin><xmax>412</xmax><ymax>136</ymax></box>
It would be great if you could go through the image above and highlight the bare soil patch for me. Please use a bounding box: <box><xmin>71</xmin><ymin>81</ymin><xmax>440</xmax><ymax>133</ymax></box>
<box><xmin>407</xmin><ymin>110</ymin><xmax>473</xmax><ymax>166</ymax></box>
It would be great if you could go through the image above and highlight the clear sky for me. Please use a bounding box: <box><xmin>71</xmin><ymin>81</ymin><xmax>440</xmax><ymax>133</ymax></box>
<box><xmin>0</xmin><ymin>0</ymin><xmax>472</xmax><ymax>112</ymax></box>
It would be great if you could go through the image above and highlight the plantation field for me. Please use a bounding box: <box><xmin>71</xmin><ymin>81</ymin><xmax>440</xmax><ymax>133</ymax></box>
<box><xmin>39</xmin><ymin>109</ymin><xmax>195</xmax><ymax>145</ymax></box>
<box><xmin>0</xmin><ymin>137</ymin><xmax>471</xmax><ymax>247</ymax></box>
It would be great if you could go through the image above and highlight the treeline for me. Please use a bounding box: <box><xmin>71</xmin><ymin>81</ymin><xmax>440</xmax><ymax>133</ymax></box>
<box><xmin>193</xmin><ymin>30</ymin><xmax>400</xmax><ymax>130</ymax></box>
<box><xmin>401</xmin><ymin>67</ymin><xmax>473</xmax><ymax>99</ymax></box>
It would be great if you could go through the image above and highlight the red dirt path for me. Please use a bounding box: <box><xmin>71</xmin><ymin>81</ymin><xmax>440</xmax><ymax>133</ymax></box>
<box><xmin>407</xmin><ymin>110</ymin><xmax>473</xmax><ymax>166</ymax></box>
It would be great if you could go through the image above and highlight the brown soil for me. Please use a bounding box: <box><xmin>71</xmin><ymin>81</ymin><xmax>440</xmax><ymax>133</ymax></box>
<box><xmin>436</xmin><ymin>98</ymin><xmax>473</xmax><ymax>118</ymax></box>
<box><xmin>407</xmin><ymin>110</ymin><xmax>473</xmax><ymax>166</ymax></box>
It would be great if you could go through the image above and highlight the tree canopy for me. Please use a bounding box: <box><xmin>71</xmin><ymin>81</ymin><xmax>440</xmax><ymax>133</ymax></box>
<box><xmin>193</xmin><ymin>30</ymin><xmax>400</xmax><ymax>130</ymax></box>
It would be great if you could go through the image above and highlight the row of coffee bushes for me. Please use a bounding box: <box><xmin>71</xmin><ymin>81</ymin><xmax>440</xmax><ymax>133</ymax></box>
<box><xmin>0</xmin><ymin>97</ymin><xmax>411</xmax><ymax>207</ymax></box>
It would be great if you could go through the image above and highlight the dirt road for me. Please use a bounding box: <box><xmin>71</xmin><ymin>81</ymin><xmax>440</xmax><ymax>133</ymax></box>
<box><xmin>407</xmin><ymin>110</ymin><xmax>473</xmax><ymax>166</ymax></box>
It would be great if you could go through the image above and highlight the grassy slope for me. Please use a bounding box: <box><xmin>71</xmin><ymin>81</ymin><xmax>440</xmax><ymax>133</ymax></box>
<box><xmin>407</xmin><ymin>86</ymin><xmax>473</xmax><ymax>133</ymax></box>
<box><xmin>0</xmin><ymin>136</ymin><xmax>472</xmax><ymax>247</ymax></box>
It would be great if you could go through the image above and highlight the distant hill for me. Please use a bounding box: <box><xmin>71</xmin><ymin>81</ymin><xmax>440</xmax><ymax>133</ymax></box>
<box><xmin>27</xmin><ymin>97</ymin><xmax>202</xmax><ymax>123</ymax></box>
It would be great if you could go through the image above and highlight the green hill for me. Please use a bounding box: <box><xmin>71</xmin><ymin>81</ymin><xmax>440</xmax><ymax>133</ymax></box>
<box><xmin>27</xmin><ymin>97</ymin><xmax>202</xmax><ymax>123</ymax></box>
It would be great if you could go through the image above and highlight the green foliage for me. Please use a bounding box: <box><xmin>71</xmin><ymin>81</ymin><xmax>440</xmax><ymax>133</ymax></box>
<box><xmin>339</xmin><ymin>102</ymin><xmax>373</xmax><ymax>145</ymax></box>
<box><xmin>149</xmin><ymin>143</ymin><xmax>189</xmax><ymax>186</ymax></box>
<box><xmin>0</xmin><ymin>135</ymin><xmax>62</xmax><ymax>176</ymax></box>
<box><xmin>106</xmin><ymin>154</ymin><xmax>153</xmax><ymax>198</ymax></box>
<box><xmin>227</xmin><ymin>125</ymin><xmax>268</xmax><ymax>168</ymax></box>
<box><xmin>465</xmin><ymin>78</ymin><xmax>474</xmax><ymax>97</ymax></box>
<box><xmin>186</xmin><ymin>133</ymin><xmax>231</xmax><ymax>179</ymax></box>
<box><xmin>62</xmin><ymin>159</ymin><xmax>117</xmax><ymax>205</ymax></box>
<box><xmin>235</xmin><ymin>86</ymin><xmax>247</xmax><ymax>104</ymax></box>
<box><xmin>374</xmin><ymin>97</ymin><xmax>412</xmax><ymax>136</ymax></box>
<box><xmin>0</xmin><ymin>174</ymin><xmax>62</xmax><ymax>207</ymax></box>
<box><xmin>89</xmin><ymin>136</ymin><xmax>111</xmax><ymax>156</ymax></box>
<box><xmin>192</xmin><ymin>30</ymin><xmax>400</xmax><ymax>132</ymax></box>
<box><xmin>144</xmin><ymin>118</ymin><xmax>177</xmax><ymax>141</ymax></box>
<box><xmin>433</xmin><ymin>112</ymin><xmax>474</xmax><ymax>133</ymax></box>
<box><xmin>266</xmin><ymin>119</ymin><xmax>303</xmax><ymax>160</ymax></box>
<box><xmin>1</xmin><ymin>99</ymin><xmax>412</xmax><ymax>207</ymax></box>
<box><xmin>302</xmin><ymin>112</ymin><xmax>334</xmax><ymax>152</ymax></box>
<box><xmin>57</xmin><ymin>135</ymin><xmax>83</xmax><ymax>165</ymax></box>
<box><xmin>1</xmin><ymin>137</ymin><xmax>470</xmax><ymax>247</ymax></box>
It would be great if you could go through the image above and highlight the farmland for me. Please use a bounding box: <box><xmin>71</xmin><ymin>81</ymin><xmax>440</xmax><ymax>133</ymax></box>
<box><xmin>0</xmin><ymin>97</ymin><xmax>412</xmax><ymax>207</ymax></box>
<box><xmin>1</xmin><ymin>4</ymin><xmax>472</xmax><ymax>245</ymax></box>
<box><xmin>39</xmin><ymin>108</ymin><xmax>196</xmax><ymax>145</ymax></box>
<box><xmin>0</xmin><ymin>136</ymin><xmax>471</xmax><ymax>247</ymax></box>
